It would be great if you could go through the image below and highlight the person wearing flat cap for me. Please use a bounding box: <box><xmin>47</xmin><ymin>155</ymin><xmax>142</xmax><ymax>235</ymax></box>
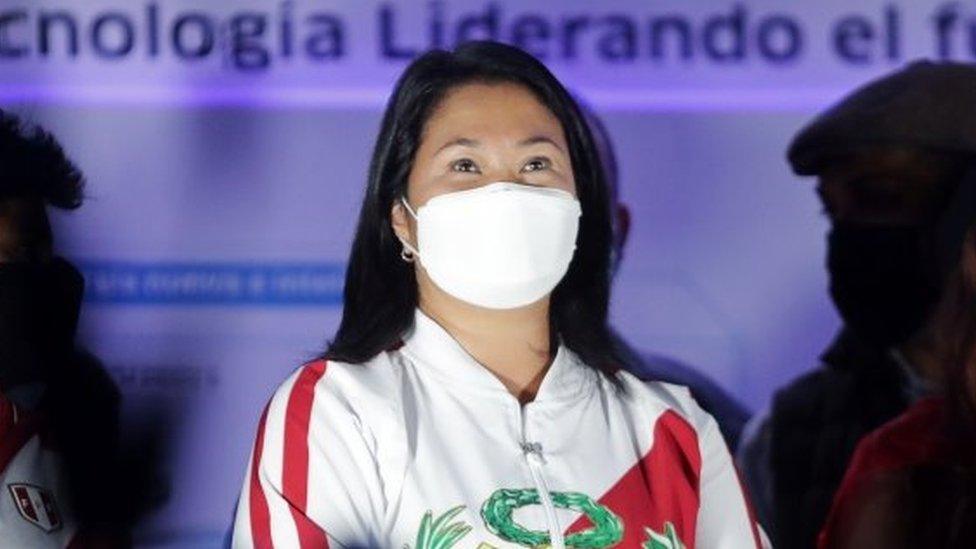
<box><xmin>738</xmin><ymin>60</ymin><xmax>976</xmax><ymax>549</ymax></box>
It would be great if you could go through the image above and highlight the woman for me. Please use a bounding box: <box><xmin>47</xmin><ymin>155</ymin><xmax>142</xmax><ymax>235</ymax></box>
<box><xmin>232</xmin><ymin>41</ymin><xmax>762</xmax><ymax>549</ymax></box>
<box><xmin>819</xmin><ymin>178</ymin><xmax>976</xmax><ymax>548</ymax></box>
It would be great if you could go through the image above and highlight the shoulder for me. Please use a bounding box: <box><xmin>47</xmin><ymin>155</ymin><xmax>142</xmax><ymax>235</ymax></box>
<box><xmin>773</xmin><ymin>331</ymin><xmax>874</xmax><ymax>408</ymax></box>
<box><xmin>819</xmin><ymin>400</ymin><xmax>946</xmax><ymax>549</ymax></box>
<box><xmin>613</xmin><ymin>370</ymin><xmax>718</xmax><ymax>443</ymax></box>
<box><xmin>0</xmin><ymin>391</ymin><xmax>42</xmax><ymax>471</ymax></box>
<box><xmin>0</xmin><ymin>391</ymin><xmax>16</xmax><ymax>438</ymax></box>
<box><xmin>774</xmin><ymin>332</ymin><xmax>907</xmax><ymax>419</ymax></box>
<box><xmin>612</xmin><ymin>372</ymin><xmax>744</xmax><ymax>495</ymax></box>
<box><xmin>773</xmin><ymin>365</ymin><xmax>844</xmax><ymax>408</ymax></box>
<box><xmin>628</xmin><ymin>352</ymin><xmax>750</xmax><ymax>449</ymax></box>
<box><xmin>845</xmin><ymin>397</ymin><xmax>947</xmax><ymax>482</ymax></box>
<box><xmin>262</xmin><ymin>352</ymin><xmax>405</xmax><ymax>446</ymax></box>
<box><xmin>271</xmin><ymin>351</ymin><xmax>402</xmax><ymax>405</ymax></box>
<box><xmin>766</xmin><ymin>362</ymin><xmax>874</xmax><ymax>437</ymax></box>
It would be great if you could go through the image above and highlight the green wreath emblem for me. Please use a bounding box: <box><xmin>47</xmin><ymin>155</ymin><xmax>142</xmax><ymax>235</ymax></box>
<box><xmin>480</xmin><ymin>488</ymin><xmax>623</xmax><ymax>548</ymax></box>
<box><xmin>642</xmin><ymin>522</ymin><xmax>686</xmax><ymax>549</ymax></box>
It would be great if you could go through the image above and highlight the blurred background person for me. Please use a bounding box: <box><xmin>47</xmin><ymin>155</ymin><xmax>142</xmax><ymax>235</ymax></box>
<box><xmin>738</xmin><ymin>61</ymin><xmax>976</xmax><ymax>548</ymax></box>
<box><xmin>583</xmin><ymin>105</ymin><xmax>751</xmax><ymax>451</ymax></box>
<box><xmin>818</xmin><ymin>176</ymin><xmax>976</xmax><ymax>547</ymax></box>
<box><xmin>0</xmin><ymin>110</ymin><xmax>157</xmax><ymax>547</ymax></box>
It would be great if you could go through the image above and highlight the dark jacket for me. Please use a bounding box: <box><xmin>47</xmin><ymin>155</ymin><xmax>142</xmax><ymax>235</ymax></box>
<box><xmin>743</xmin><ymin>329</ymin><xmax>912</xmax><ymax>549</ymax></box>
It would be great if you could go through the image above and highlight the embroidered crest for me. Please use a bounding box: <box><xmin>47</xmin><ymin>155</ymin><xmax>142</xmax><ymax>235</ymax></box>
<box><xmin>409</xmin><ymin>488</ymin><xmax>684</xmax><ymax>548</ymax></box>
<box><xmin>643</xmin><ymin>522</ymin><xmax>686</xmax><ymax>549</ymax></box>
<box><xmin>7</xmin><ymin>483</ymin><xmax>63</xmax><ymax>533</ymax></box>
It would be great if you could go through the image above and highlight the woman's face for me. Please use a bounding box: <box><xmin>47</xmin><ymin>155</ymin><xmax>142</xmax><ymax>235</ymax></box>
<box><xmin>392</xmin><ymin>82</ymin><xmax>575</xmax><ymax>248</ymax></box>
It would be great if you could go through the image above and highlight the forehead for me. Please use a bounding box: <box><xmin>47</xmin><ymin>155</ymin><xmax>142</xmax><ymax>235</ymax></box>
<box><xmin>821</xmin><ymin>148</ymin><xmax>949</xmax><ymax>181</ymax></box>
<box><xmin>818</xmin><ymin>147</ymin><xmax>960</xmax><ymax>197</ymax></box>
<box><xmin>421</xmin><ymin>82</ymin><xmax>565</xmax><ymax>143</ymax></box>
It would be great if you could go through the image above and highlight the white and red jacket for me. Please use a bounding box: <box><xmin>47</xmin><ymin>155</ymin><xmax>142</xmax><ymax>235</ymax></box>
<box><xmin>233</xmin><ymin>309</ymin><xmax>765</xmax><ymax>548</ymax></box>
<box><xmin>0</xmin><ymin>393</ymin><xmax>77</xmax><ymax>548</ymax></box>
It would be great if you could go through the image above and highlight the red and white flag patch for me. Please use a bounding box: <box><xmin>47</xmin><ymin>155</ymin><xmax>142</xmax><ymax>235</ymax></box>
<box><xmin>8</xmin><ymin>483</ymin><xmax>63</xmax><ymax>533</ymax></box>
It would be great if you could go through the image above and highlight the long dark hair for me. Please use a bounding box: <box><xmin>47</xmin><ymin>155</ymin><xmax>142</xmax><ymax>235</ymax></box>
<box><xmin>323</xmin><ymin>41</ymin><xmax>627</xmax><ymax>379</ymax></box>
<box><xmin>920</xmin><ymin>227</ymin><xmax>976</xmax><ymax>546</ymax></box>
<box><xmin>899</xmin><ymin>225</ymin><xmax>976</xmax><ymax>547</ymax></box>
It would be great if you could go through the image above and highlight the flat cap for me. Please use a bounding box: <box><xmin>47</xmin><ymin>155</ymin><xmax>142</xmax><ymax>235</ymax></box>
<box><xmin>788</xmin><ymin>61</ymin><xmax>976</xmax><ymax>176</ymax></box>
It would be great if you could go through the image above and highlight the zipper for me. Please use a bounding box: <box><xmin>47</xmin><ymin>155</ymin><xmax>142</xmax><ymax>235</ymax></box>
<box><xmin>520</xmin><ymin>435</ymin><xmax>565</xmax><ymax>549</ymax></box>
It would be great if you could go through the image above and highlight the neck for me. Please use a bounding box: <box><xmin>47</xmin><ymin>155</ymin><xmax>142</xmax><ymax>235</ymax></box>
<box><xmin>417</xmin><ymin>274</ymin><xmax>553</xmax><ymax>404</ymax></box>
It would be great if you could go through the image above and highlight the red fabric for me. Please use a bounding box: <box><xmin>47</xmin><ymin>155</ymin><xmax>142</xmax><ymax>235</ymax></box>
<box><xmin>818</xmin><ymin>396</ymin><xmax>948</xmax><ymax>549</ymax></box>
<box><xmin>0</xmin><ymin>392</ymin><xmax>40</xmax><ymax>475</ymax></box>
<box><xmin>282</xmin><ymin>360</ymin><xmax>329</xmax><ymax>548</ymax></box>
<box><xmin>0</xmin><ymin>392</ymin><xmax>15</xmax><ymax>436</ymax></box>
<box><xmin>248</xmin><ymin>404</ymin><xmax>273</xmax><ymax>548</ymax></box>
<box><xmin>565</xmin><ymin>410</ymin><xmax>702</xmax><ymax>547</ymax></box>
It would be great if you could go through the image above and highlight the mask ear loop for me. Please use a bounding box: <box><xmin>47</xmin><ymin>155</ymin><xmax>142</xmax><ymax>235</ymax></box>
<box><xmin>398</xmin><ymin>196</ymin><xmax>421</xmax><ymax>263</ymax></box>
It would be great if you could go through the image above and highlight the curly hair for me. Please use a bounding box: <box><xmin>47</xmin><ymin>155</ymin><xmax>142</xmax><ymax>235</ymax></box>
<box><xmin>0</xmin><ymin>110</ymin><xmax>85</xmax><ymax>209</ymax></box>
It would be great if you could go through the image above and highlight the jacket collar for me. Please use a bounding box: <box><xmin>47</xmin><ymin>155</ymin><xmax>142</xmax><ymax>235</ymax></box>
<box><xmin>400</xmin><ymin>308</ymin><xmax>596</xmax><ymax>404</ymax></box>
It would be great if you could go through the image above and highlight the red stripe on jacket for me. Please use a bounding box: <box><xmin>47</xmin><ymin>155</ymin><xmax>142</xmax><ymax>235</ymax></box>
<box><xmin>283</xmin><ymin>360</ymin><xmax>330</xmax><ymax>548</ymax></box>
<box><xmin>249</xmin><ymin>404</ymin><xmax>273</xmax><ymax>548</ymax></box>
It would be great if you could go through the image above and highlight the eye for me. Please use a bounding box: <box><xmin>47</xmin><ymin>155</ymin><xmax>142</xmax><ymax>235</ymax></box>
<box><xmin>521</xmin><ymin>157</ymin><xmax>551</xmax><ymax>173</ymax></box>
<box><xmin>450</xmin><ymin>158</ymin><xmax>480</xmax><ymax>174</ymax></box>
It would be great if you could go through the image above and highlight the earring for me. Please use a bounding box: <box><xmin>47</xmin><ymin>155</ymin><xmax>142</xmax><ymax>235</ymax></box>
<box><xmin>401</xmin><ymin>247</ymin><xmax>415</xmax><ymax>263</ymax></box>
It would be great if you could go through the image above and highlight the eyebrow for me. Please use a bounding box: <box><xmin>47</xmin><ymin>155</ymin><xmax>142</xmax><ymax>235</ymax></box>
<box><xmin>433</xmin><ymin>135</ymin><xmax>565</xmax><ymax>156</ymax></box>
<box><xmin>434</xmin><ymin>137</ymin><xmax>479</xmax><ymax>156</ymax></box>
<box><xmin>519</xmin><ymin>135</ymin><xmax>564</xmax><ymax>153</ymax></box>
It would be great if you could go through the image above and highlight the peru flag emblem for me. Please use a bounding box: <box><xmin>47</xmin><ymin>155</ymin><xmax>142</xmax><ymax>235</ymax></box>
<box><xmin>8</xmin><ymin>483</ymin><xmax>63</xmax><ymax>533</ymax></box>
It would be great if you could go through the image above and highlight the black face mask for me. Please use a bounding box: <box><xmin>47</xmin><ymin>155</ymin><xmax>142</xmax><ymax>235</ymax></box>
<box><xmin>827</xmin><ymin>224</ymin><xmax>943</xmax><ymax>348</ymax></box>
<box><xmin>0</xmin><ymin>257</ymin><xmax>83</xmax><ymax>390</ymax></box>
<box><xmin>827</xmin><ymin>164</ymin><xmax>976</xmax><ymax>349</ymax></box>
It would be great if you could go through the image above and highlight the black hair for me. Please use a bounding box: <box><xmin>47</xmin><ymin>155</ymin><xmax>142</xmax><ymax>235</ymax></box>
<box><xmin>323</xmin><ymin>41</ymin><xmax>629</xmax><ymax>380</ymax></box>
<box><xmin>0</xmin><ymin>110</ymin><xmax>85</xmax><ymax>209</ymax></box>
<box><xmin>578</xmin><ymin>99</ymin><xmax>620</xmax><ymax>197</ymax></box>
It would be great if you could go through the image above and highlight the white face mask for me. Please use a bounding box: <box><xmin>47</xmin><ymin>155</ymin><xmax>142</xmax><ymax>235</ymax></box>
<box><xmin>399</xmin><ymin>182</ymin><xmax>582</xmax><ymax>309</ymax></box>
